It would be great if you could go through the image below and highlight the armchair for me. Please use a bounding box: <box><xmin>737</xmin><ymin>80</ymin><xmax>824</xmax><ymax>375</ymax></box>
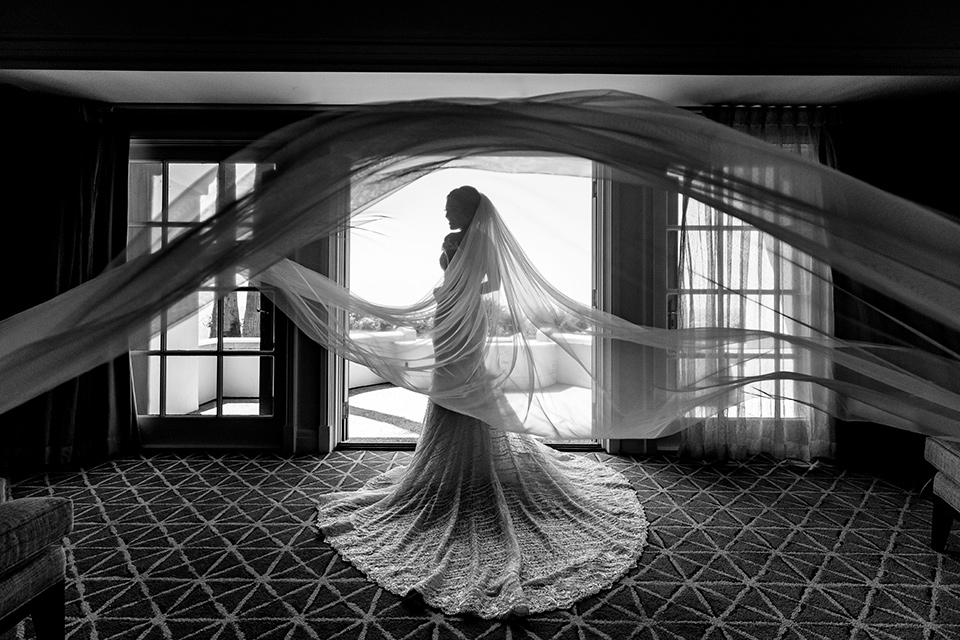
<box><xmin>0</xmin><ymin>478</ymin><xmax>73</xmax><ymax>640</ymax></box>
<box><xmin>925</xmin><ymin>437</ymin><xmax>960</xmax><ymax>551</ymax></box>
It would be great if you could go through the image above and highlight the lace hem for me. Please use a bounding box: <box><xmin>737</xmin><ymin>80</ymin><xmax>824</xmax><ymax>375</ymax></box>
<box><xmin>318</xmin><ymin>510</ymin><xmax>647</xmax><ymax>618</ymax></box>
<box><xmin>315</xmin><ymin>404</ymin><xmax>647</xmax><ymax>618</ymax></box>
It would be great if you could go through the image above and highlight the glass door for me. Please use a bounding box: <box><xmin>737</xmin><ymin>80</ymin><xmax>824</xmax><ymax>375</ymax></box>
<box><xmin>341</xmin><ymin>157</ymin><xmax>595</xmax><ymax>448</ymax></box>
<box><xmin>128</xmin><ymin>158</ymin><xmax>287</xmax><ymax>449</ymax></box>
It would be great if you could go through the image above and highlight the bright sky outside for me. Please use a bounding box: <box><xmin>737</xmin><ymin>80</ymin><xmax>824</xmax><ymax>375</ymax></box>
<box><xmin>349</xmin><ymin>158</ymin><xmax>594</xmax><ymax>307</ymax></box>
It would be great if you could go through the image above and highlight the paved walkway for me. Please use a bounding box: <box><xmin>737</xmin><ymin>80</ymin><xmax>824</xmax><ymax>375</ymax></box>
<box><xmin>348</xmin><ymin>384</ymin><xmax>427</xmax><ymax>439</ymax></box>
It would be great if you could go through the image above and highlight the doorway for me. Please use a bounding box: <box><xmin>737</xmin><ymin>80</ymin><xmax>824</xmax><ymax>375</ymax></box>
<box><xmin>342</xmin><ymin>157</ymin><xmax>594</xmax><ymax>445</ymax></box>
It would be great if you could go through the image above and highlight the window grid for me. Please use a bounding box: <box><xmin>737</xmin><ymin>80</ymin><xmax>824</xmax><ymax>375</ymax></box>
<box><xmin>128</xmin><ymin>160</ymin><xmax>274</xmax><ymax>418</ymax></box>
<box><xmin>671</xmin><ymin>195</ymin><xmax>800</xmax><ymax>420</ymax></box>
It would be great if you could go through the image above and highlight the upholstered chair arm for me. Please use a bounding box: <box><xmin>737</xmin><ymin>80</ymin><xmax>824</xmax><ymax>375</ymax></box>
<box><xmin>0</xmin><ymin>498</ymin><xmax>73</xmax><ymax>577</ymax></box>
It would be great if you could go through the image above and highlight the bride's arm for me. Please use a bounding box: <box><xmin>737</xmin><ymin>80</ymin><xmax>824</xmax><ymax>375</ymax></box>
<box><xmin>480</xmin><ymin>264</ymin><xmax>500</xmax><ymax>295</ymax></box>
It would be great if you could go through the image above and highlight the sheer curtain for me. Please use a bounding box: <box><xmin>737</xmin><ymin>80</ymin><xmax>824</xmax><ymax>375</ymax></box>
<box><xmin>679</xmin><ymin>106</ymin><xmax>839</xmax><ymax>461</ymax></box>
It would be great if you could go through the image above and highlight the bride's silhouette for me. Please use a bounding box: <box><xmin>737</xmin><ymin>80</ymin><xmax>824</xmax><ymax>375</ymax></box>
<box><xmin>315</xmin><ymin>187</ymin><xmax>648</xmax><ymax>618</ymax></box>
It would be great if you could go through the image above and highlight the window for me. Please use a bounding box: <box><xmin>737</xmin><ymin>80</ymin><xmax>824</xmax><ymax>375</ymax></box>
<box><xmin>596</xmin><ymin>161</ymin><xmax>825</xmax><ymax>450</ymax></box>
<box><xmin>676</xmin><ymin>138</ymin><xmax>830</xmax><ymax>428</ymax></box>
<box><xmin>677</xmin><ymin>197</ymin><xmax>805</xmax><ymax>419</ymax></box>
<box><xmin>127</xmin><ymin>154</ymin><xmax>287</xmax><ymax>449</ymax></box>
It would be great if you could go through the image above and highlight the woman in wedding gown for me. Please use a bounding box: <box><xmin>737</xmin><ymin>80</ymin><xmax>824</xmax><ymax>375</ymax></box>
<box><xmin>315</xmin><ymin>187</ymin><xmax>648</xmax><ymax>619</ymax></box>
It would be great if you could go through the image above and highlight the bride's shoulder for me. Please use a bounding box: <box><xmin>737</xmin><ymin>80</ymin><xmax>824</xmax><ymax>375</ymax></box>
<box><xmin>442</xmin><ymin>231</ymin><xmax>464</xmax><ymax>248</ymax></box>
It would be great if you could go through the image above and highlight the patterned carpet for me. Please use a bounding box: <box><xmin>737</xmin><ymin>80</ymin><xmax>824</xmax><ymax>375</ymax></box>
<box><xmin>6</xmin><ymin>451</ymin><xmax>960</xmax><ymax>639</ymax></box>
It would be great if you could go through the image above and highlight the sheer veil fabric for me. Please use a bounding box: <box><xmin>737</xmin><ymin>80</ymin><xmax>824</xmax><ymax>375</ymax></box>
<box><xmin>2</xmin><ymin>91</ymin><xmax>960</xmax><ymax>441</ymax></box>
<box><xmin>1</xmin><ymin>91</ymin><xmax>960</xmax><ymax>613</ymax></box>
<box><xmin>3</xmin><ymin>91</ymin><xmax>959</xmax><ymax>442</ymax></box>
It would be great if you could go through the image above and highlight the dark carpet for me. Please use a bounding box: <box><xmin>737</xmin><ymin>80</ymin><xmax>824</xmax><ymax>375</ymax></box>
<box><xmin>7</xmin><ymin>451</ymin><xmax>960</xmax><ymax>639</ymax></box>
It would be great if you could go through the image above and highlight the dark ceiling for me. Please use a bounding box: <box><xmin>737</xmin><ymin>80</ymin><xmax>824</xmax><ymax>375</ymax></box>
<box><xmin>3</xmin><ymin>3</ymin><xmax>960</xmax><ymax>75</ymax></box>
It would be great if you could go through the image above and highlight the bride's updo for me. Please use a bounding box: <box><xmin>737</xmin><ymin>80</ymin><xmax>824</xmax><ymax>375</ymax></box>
<box><xmin>440</xmin><ymin>186</ymin><xmax>482</xmax><ymax>270</ymax></box>
<box><xmin>446</xmin><ymin>185</ymin><xmax>481</xmax><ymax>224</ymax></box>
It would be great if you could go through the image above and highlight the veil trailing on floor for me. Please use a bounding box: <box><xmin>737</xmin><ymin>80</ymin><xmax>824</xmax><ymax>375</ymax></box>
<box><xmin>1</xmin><ymin>91</ymin><xmax>959</xmax><ymax>442</ymax></box>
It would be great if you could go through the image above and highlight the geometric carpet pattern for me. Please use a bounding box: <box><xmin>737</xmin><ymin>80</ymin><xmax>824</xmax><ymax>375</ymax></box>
<box><xmin>7</xmin><ymin>451</ymin><xmax>960</xmax><ymax>639</ymax></box>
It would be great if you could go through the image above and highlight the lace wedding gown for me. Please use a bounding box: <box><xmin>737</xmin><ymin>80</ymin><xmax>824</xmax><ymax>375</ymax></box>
<box><xmin>316</xmin><ymin>215</ymin><xmax>647</xmax><ymax>619</ymax></box>
<box><xmin>316</xmin><ymin>402</ymin><xmax>647</xmax><ymax>618</ymax></box>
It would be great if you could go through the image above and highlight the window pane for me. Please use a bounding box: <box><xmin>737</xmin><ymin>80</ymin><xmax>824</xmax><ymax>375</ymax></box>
<box><xmin>168</xmin><ymin>163</ymin><xmax>217</xmax><ymax>223</ymax></box>
<box><xmin>233</xmin><ymin>163</ymin><xmax>259</xmax><ymax>199</ymax></box>
<box><xmin>128</xmin><ymin>162</ymin><xmax>164</xmax><ymax>258</ymax></box>
<box><xmin>128</xmin><ymin>162</ymin><xmax>163</xmax><ymax>224</ymax></box>
<box><xmin>682</xmin><ymin>198</ymin><xmax>717</xmax><ymax>226</ymax></box>
<box><xmin>166</xmin><ymin>292</ymin><xmax>216</xmax><ymax>350</ymax></box>
<box><xmin>681</xmin><ymin>231</ymin><xmax>719</xmax><ymax>290</ymax></box>
<box><xmin>220</xmin><ymin>291</ymin><xmax>243</xmax><ymax>339</ymax></box>
<box><xmin>680</xmin><ymin>293</ymin><xmax>725</xmax><ymax>327</ymax></box>
<box><xmin>223</xmin><ymin>355</ymin><xmax>272</xmax><ymax>415</ymax></box>
<box><xmin>131</xmin><ymin>354</ymin><xmax>160</xmax><ymax>415</ymax></box>
<box><xmin>666</xmin><ymin>230</ymin><xmax>679</xmax><ymax>290</ymax></box>
<box><xmin>164</xmin><ymin>355</ymin><xmax>216</xmax><ymax>415</ymax></box>
<box><xmin>735</xmin><ymin>358</ymin><xmax>776</xmax><ymax>418</ymax></box>
<box><xmin>722</xmin><ymin>294</ymin><xmax>776</xmax><ymax>330</ymax></box>
<box><xmin>749</xmin><ymin>381</ymin><xmax>778</xmax><ymax>418</ymax></box>
<box><xmin>779</xmin><ymin>295</ymin><xmax>814</xmax><ymax>335</ymax></box>
<box><xmin>225</xmin><ymin>290</ymin><xmax>265</xmax><ymax>348</ymax></box>
<box><xmin>724</xmin><ymin>230</ymin><xmax>761</xmax><ymax>289</ymax></box>
<box><xmin>166</xmin><ymin>225</ymin><xmax>193</xmax><ymax>243</ymax></box>
<box><xmin>779</xmin><ymin>361</ymin><xmax>803</xmax><ymax>419</ymax></box>
<box><xmin>127</xmin><ymin>226</ymin><xmax>164</xmax><ymax>258</ymax></box>
<box><xmin>130</xmin><ymin>316</ymin><xmax>161</xmax><ymax>351</ymax></box>
<box><xmin>718</xmin><ymin>210</ymin><xmax>746</xmax><ymax>226</ymax></box>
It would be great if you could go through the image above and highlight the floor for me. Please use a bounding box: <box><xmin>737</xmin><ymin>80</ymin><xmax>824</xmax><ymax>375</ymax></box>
<box><xmin>8</xmin><ymin>450</ymin><xmax>960</xmax><ymax>639</ymax></box>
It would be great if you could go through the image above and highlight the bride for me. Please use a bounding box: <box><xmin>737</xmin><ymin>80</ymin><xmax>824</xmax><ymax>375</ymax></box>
<box><xmin>315</xmin><ymin>186</ymin><xmax>648</xmax><ymax>619</ymax></box>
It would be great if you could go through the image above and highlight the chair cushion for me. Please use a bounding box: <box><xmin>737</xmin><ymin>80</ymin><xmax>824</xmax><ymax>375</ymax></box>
<box><xmin>934</xmin><ymin>472</ymin><xmax>960</xmax><ymax>514</ymax></box>
<box><xmin>925</xmin><ymin>437</ymin><xmax>960</xmax><ymax>480</ymax></box>
<box><xmin>0</xmin><ymin>498</ymin><xmax>72</xmax><ymax>576</ymax></box>
<box><xmin>0</xmin><ymin>545</ymin><xmax>65</xmax><ymax>619</ymax></box>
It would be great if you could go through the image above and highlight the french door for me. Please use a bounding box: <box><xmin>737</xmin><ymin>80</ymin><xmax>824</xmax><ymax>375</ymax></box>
<box><xmin>127</xmin><ymin>154</ymin><xmax>288</xmax><ymax>449</ymax></box>
<box><xmin>338</xmin><ymin>157</ymin><xmax>597</xmax><ymax>449</ymax></box>
<box><xmin>593</xmin><ymin>166</ymin><xmax>680</xmax><ymax>453</ymax></box>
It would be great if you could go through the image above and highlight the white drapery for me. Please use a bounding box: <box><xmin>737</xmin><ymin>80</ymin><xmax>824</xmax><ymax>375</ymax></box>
<box><xmin>680</xmin><ymin>106</ymin><xmax>837</xmax><ymax>460</ymax></box>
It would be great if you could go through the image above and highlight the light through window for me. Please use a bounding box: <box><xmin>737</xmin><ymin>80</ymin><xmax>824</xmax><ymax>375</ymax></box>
<box><xmin>127</xmin><ymin>161</ymin><xmax>277</xmax><ymax>418</ymax></box>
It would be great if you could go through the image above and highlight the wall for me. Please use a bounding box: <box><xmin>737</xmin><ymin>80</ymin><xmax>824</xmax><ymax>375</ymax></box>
<box><xmin>831</xmin><ymin>97</ymin><xmax>960</xmax><ymax>485</ymax></box>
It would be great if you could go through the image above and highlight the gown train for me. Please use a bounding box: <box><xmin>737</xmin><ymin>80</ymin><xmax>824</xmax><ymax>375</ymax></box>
<box><xmin>316</xmin><ymin>401</ymin><xmax>647</xmax><ymax>619</ymax></box>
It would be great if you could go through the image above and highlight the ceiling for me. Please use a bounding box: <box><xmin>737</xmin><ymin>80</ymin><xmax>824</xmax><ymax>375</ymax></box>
<box><xmin>4</xmin><ymin>3</ymin><xmax>959</xmax><ymax>107</ymax></box>
<box><xmin>2</xmin><ymin>70</ymin><xmax>959</xmax><ymax>107</ymax></box>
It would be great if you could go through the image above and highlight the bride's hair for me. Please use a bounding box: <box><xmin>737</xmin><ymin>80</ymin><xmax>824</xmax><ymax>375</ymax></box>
<box><xmin>447</xmin><ymin>186</ymin><xmax>481</xmax><ymax>222</ymax></box>
<box><xmin>440</xmin><ymin>186</ymin><xmax>481</xmax><ymax>271</ymax></box>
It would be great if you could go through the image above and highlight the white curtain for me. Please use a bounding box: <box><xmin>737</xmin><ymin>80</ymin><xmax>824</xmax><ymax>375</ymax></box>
<box><xmin>680</xmin><ymin>106</ymin><xmax>838</xmax><ymax>460</ymax></box>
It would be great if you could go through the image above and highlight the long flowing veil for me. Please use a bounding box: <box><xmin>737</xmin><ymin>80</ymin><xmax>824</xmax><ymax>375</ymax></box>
<box><xmin>1</xmin><ymin>91</ymin><xmax>959</xmax><ymax>442</ymax></box>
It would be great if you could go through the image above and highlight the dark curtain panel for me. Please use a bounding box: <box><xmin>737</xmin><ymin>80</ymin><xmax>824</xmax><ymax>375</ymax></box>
<box><xmin>0</xmin><ymin>86</ymin><xmax>137</xmax><ymax>476</ymax></box>
<box><xmin>828</xmin><ymin>98</ymin><xmax>960</xmax><ymax>486</ymax></box>
<box><xmin>700</xmin><ymin>104</ymin><xmax>840</xmax><ymax>164</ymax></box>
